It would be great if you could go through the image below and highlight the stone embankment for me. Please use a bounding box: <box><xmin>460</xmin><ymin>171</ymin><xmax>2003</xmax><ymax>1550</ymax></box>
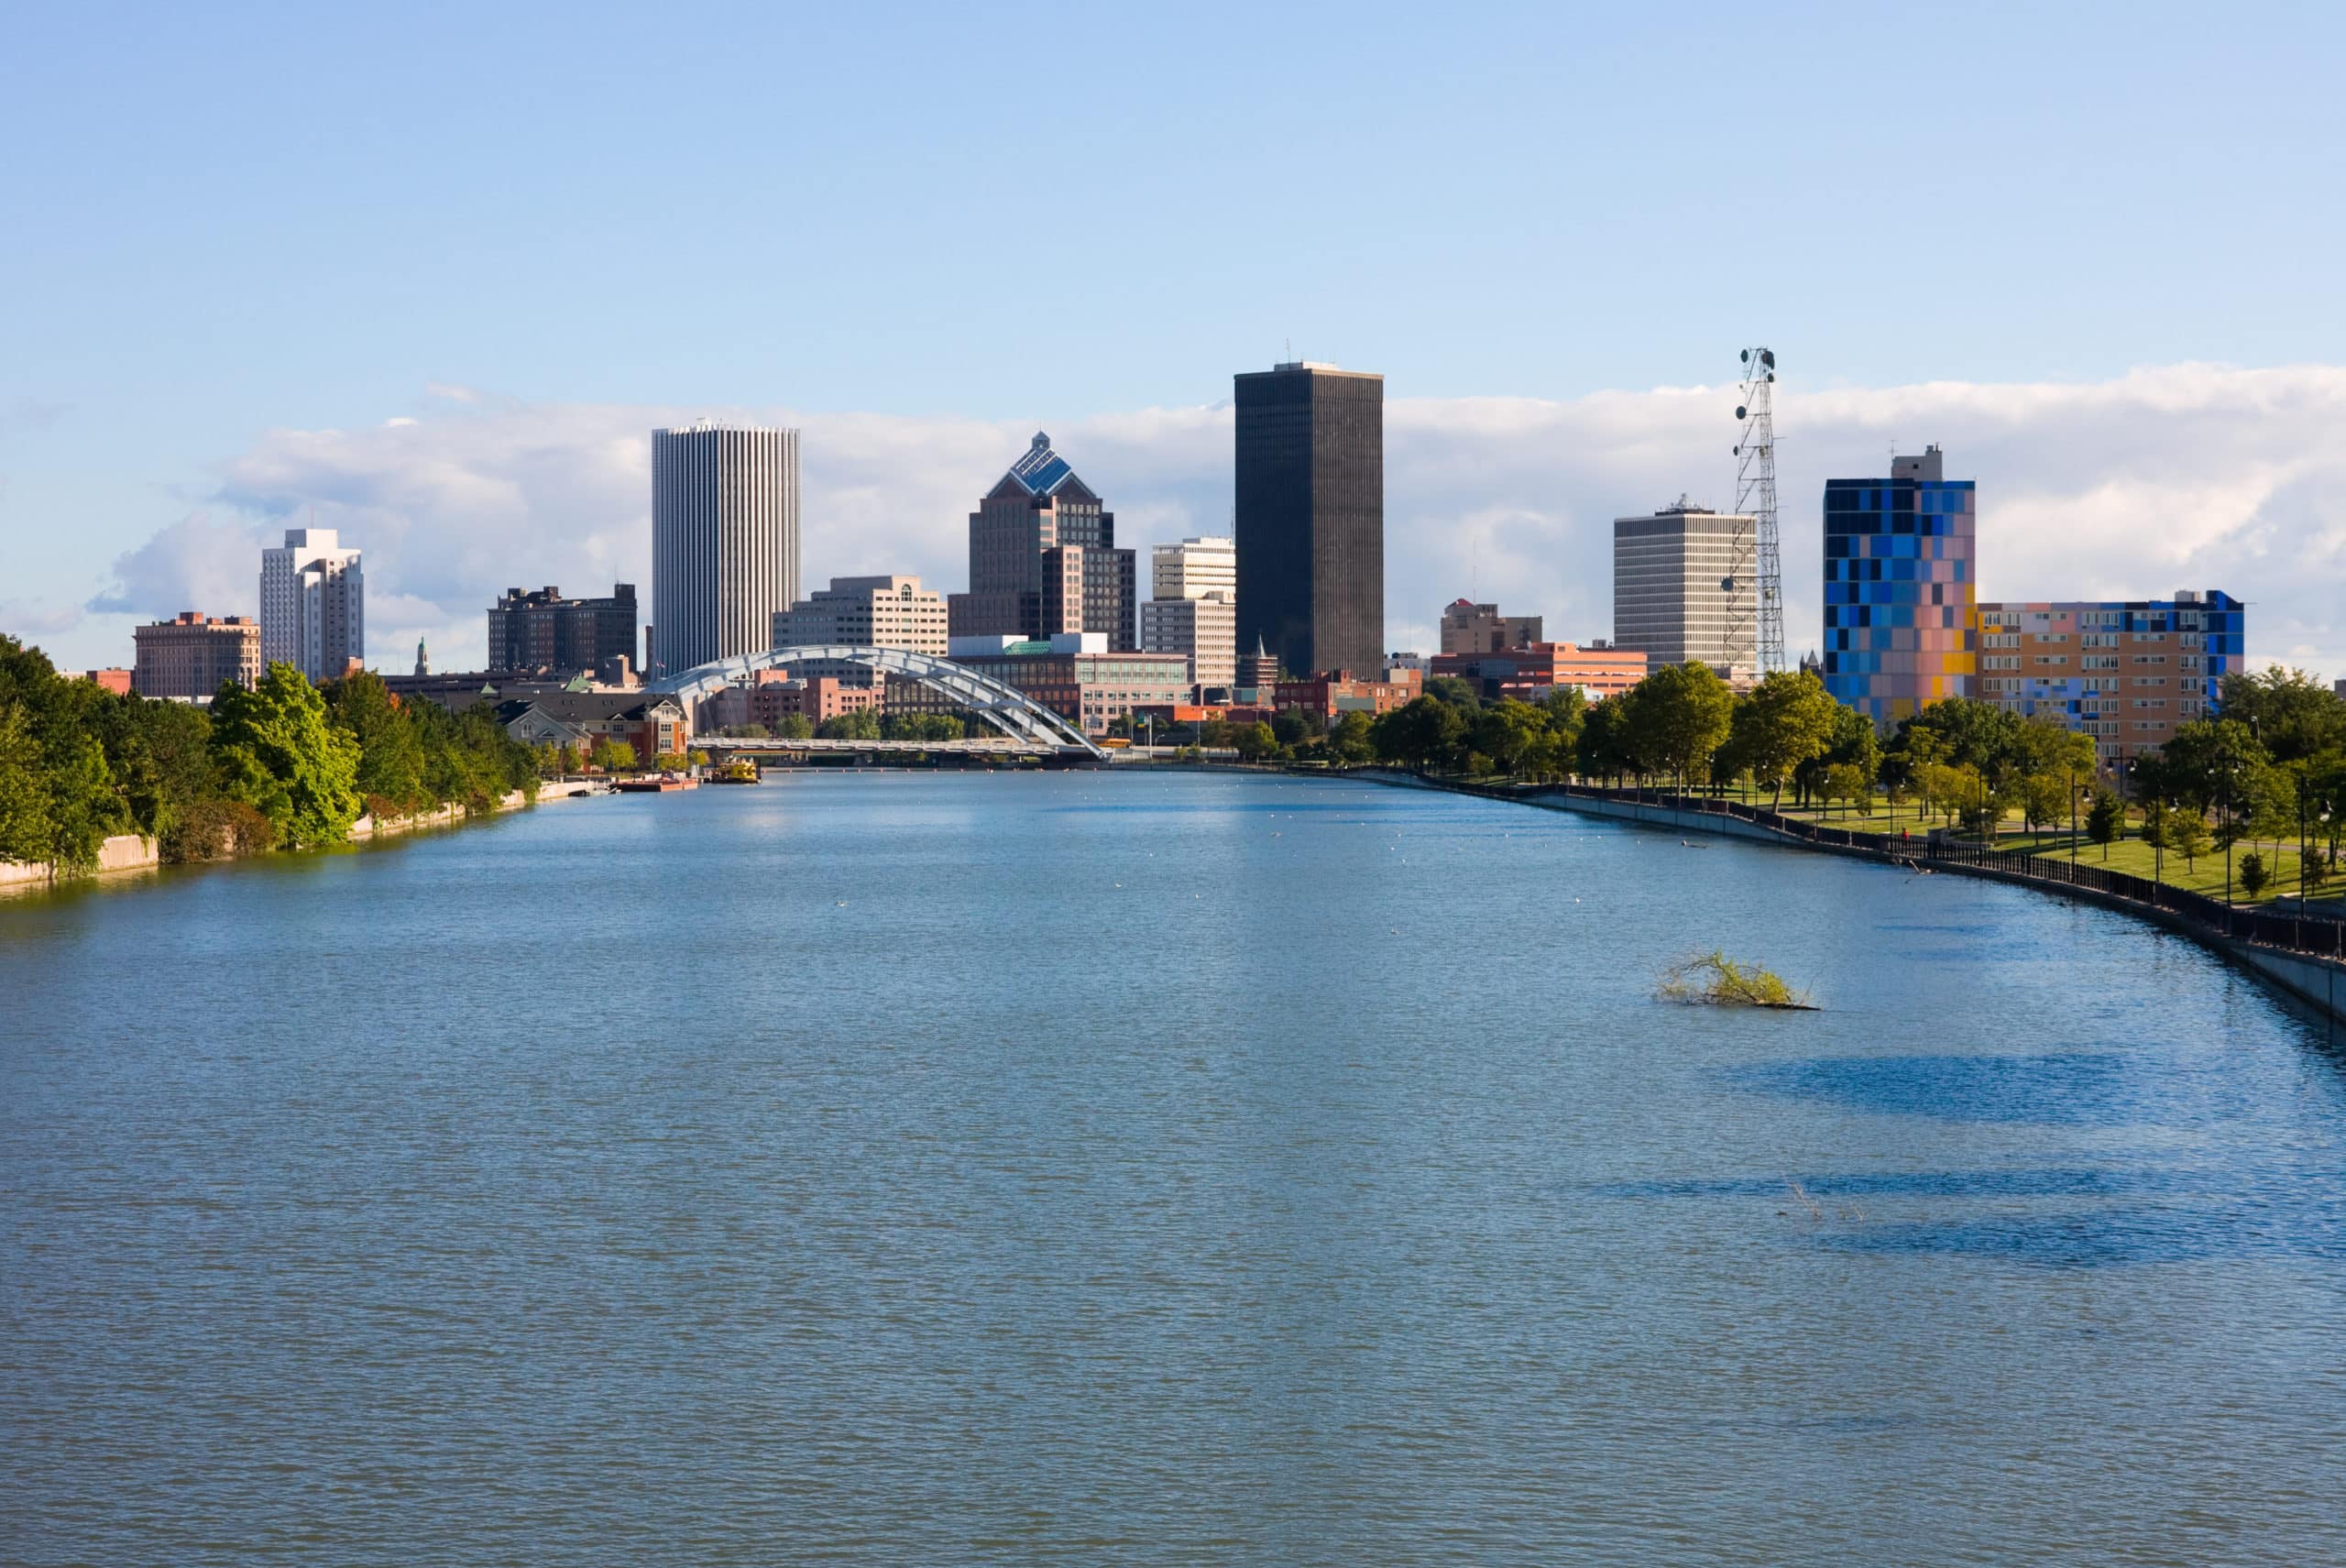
<box><xmin>2</xmin><ymin>779</ymin><xmax>604</xmax><ymax>890</ymax></box>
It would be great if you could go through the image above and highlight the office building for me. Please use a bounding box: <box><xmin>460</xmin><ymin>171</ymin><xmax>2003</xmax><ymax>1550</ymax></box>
<box><xmin>487</xmin><ymin>584</ymin><xmax>639</xmax><ymax>674</ymax></box>
<box><xmin>1386</xmin><ymin>652</ymin><xmax>1429</xmax><ymax>675</ymax></box>
<box><xmin>1612</xmin><ymin>500</ymin><xmax>1758</xmax><ymax>678</ymax></box>
<box><xmin>1140</xmin><ymin>536</ymin><xmax>1238</xmax><ymax>693</ymax></box>
<box><xmin>948</xmin><ymin>432</ymin><xmax>1135</xmax><ymax>649</ymax></box>
<box><xmin>651</xmin><ymin>422</ymin><xmax>800</xmax><ymax>674</ymax></box>
<box><xmin>1439</xmin><ymin>600</ymin><xmax>1542</xmax><ymax>656</ymax></box>
<box><xmin>1821</xmin><ymin>444</ymin><xmax>1977</xmax><ymax>725</ymax></box>
<box><xmin>1977</xmin><ymin>591</ymin><xmax>2244</xmax><ymax>762</ymax></box>
<box><xmin>1234</xmin><ymin>360</ymin><xmax>1384</xmax><ymax>678</ymax></box>
<box><xmin>948</xmin><ymin>631</ymin><xmax>1189</xmax><ymax>736</ymax></box>
<box><xmin>259</xmin><ymin>528</ymin><xmax>364</xmax><ymax>683</ymax></box>
<box><xmin>773</xmin><ymin>575</ymin><xmax>948</xmax><ymax>655</ymax></box>
<box><xmin>133</xmin><ymin>612</ymin><xmax>261</xmax><ymax>698</ymax></box>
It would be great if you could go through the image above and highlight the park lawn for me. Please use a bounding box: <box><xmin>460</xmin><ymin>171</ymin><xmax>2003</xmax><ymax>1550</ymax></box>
<box><xmin>1984</xmin><ymin>828</ymin><xmax>2340</xmax><ymax>906</ymax></box>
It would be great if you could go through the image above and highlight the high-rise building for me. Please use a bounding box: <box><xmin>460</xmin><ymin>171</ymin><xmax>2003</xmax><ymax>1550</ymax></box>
<box><xmin>1438</xmin><ymin>599</ymin><xmax>1543</xmax><ymax>656</ymax></box>
<box><xmin>133</xmin><ymin>612</ymin><xmax>261</xmax><ymax>698</ymax></box>
<box><xmin>948</xmin><ymin>432</ymin><xmax>1135</xmax><ymax>649</ymax></box>
<box><xmin>259</xmin><ymin>528</ymin><xmax>364</xmax><ymax>683</ymax></box>
<box><xmin>773</xmin><ymin>575</ymin><xmax>948</xmax><ymax>654</ymax></box>
<box><xmin>1234</xmin><ymin>360</ymin><xmax>1384</xmax><ymax>678</ymax></box>
<box><xmin>1612</xmin><ymin>501</ymin><xmax>1758</xmax><ymax>678</ymax></box>
<box><xmin>487</xmin><ymin>584</ymin><xmax>639</xmax><ymax>674</ymax></box>
<box><xmin>1976</xmin><ymin>591</ymin><xmax>2244</xmax><ymax>762</ymax></box>
<box><xmin>1150</xmin><ymin>534</ymin><xmax>1236</xmax><ymax>601</ymax></box>
<box><xmin>1821</xmin><ymin>444</ymin><xmax>1977</xmax><ymax>726</ymax></box>
<box><xmin>1140</xmin><ymin>536</ymin><xmax>1238</xmax><ymax>693</ymax></box>
<box><xmin>651</xmin><ymin>423</ymin><xmax>800</xmax><ymax>674</ymax></box>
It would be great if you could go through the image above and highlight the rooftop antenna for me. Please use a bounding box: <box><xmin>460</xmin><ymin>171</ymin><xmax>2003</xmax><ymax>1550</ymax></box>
<box><xmin>1732</xmin><ymin>346</ymin><xmax>1785</xmax><ymax>675</ymax></box>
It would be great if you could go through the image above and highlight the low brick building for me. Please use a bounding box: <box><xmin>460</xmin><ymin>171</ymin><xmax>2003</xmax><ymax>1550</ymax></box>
<box><xmin>1433</xmin><ymin>641</ymin><xmax>1649</xmax><ymax>701</ymax></box>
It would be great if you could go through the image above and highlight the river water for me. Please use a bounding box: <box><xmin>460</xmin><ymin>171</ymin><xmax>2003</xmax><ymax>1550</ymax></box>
<box><xmin>4</xmin><ymin>771</ymin><xmax>2342</xmax><ymax>1565</ymax></box>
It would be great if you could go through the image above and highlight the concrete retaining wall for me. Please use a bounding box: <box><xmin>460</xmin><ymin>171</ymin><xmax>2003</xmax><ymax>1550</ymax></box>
<box><xmin>0</xmin><ymin>833</ymin><xmax>159</xmax><ymax>889</ymax></box>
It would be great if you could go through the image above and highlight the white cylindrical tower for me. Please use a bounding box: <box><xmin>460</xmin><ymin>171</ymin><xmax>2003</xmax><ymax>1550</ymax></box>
<box><xmin>651</xmin><ymin>422</ymin><xmax>800</xmax><ymax>674</ymax></box>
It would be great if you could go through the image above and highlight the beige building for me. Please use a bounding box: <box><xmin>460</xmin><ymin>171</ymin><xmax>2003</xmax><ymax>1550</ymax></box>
<box><xmin>133</xmin><ymin>612</ymin><xmax>261</xmax><ymax>699</ymax></box>
<box><xmin>1976</xmin><ymin>592</ymin><xmax>2243</xmax><ymax>763</ymax></box>
<box><xmin>1139</xmin><ymin>536</ymin><xmax>1238</xmax><ymax>694</ymax></box>
<box><xmin>1439</xmin><ymin>599</ymin><xmax>1543</xmax><ymax>655</ymax></box>
<box><xmin>772</xmin><ymin>575</ymin><xmax>948</xmax><ymax>655</ymax></box>
<box><xmin>1612</xmin><ymin>501</ymin><xmax>1758</xmax><ymax>680</ymax></box>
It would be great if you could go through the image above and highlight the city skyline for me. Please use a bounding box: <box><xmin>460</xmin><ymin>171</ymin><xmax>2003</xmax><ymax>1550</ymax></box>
<box><xmin>22</xmin><ymin>362</ymin><xmax>2345</xmax><ymax>685</ymax></box>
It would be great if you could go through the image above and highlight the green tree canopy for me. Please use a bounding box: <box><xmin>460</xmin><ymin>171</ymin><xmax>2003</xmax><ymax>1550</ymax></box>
<box><xmin>1622</xmin><ymin>662</ymin><xmax>1734</xmax><ymax>787</ymax></box>
<box><xmin>210</xmin><ymin>663</ymin><xmax>363</xmax><ymax>848</ymax></box>
<box><xmin>1729</xmin><ymin>670</ymin><xmax>1839</xmax><ymax>808</ymax></box>
<box><xmin>2217</xmin><ymin>667</ymin><xmax>2346</xmax><ymax>764</ymax></box>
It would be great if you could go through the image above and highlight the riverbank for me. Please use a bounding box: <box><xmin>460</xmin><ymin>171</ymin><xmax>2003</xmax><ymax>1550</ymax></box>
<box><xmin>0</xmin><ymin>778</ymin><xmax>603</xmax><ymax>894</ymax></box>
<box><xmin>1339</xmin><ymin>766</ymin><xmax>2346</xmax><ymax>1028</ymax></box>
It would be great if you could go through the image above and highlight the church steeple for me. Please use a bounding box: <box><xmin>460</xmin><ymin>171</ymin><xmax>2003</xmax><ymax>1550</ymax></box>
<box><xmin>413</xmin><ymin>636</ymin><xmax>429</xmax><ymax>677</ymax></box>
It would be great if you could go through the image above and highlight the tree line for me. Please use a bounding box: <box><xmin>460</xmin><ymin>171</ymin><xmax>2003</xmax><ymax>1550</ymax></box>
<box><xmin>1</xmin><ymin>637</ymin><xmax>539</xmax><ymax>873</ymax></box>
<box><xmin>1203</xmin><ymin>659</ymin><xmax>2346</xmax><ymax>887</ymax></box>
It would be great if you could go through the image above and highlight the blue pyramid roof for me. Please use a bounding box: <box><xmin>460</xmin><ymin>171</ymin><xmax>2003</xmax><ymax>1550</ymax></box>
<box><xmin>1003</xmin><ymin>431</ymin><xmax>1079</xmax><ymax>497</ymax></box>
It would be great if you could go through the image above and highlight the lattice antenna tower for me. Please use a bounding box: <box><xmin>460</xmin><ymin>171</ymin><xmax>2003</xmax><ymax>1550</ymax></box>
<box><xmin>1733</xmin><ymin>346</ymin><xmax>1784</xmax><ymax>674</ymax></box>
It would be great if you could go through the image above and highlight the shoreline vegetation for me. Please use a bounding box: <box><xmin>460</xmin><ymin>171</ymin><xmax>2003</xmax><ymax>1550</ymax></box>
<box><xmin>1137</xmin><ymin>662</ymin><xmax>2346</xmax><ymax>913</ymax></box>
<box><xmin>1</xmin><ymin>637</ymin><xmax>544</xmax><ymax>883</ymax></box>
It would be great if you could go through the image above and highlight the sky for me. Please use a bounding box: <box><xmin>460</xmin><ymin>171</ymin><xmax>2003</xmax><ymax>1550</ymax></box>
<box><xmin>4</xmin><ymin>1</ymin><xmax>2343</xmax><ymax>675</ymax></box>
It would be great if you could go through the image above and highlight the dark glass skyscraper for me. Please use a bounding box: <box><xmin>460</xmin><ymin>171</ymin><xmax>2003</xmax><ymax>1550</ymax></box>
<box><xmin>1234</xmin><ymin>361</ymin><xmax>1384</xmax><ymax>678</ymax></box>
<box><xmin>947</xmin><ymin>433</ymin><xmax>1135</xmax><ymax>649</ymax></box>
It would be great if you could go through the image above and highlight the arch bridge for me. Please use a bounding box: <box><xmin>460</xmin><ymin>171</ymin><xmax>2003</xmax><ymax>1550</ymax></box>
<box><xmin>648</xmin><ymin>645</ymin><xmax>1107</xmax><ymax>758</ymax></box>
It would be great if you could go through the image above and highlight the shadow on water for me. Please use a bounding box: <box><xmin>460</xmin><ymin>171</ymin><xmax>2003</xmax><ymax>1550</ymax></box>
<box><xmin>1590</xmin><ymin>1168</ymin><xmax>2195</xmax><ymax>1201</ymax></box>
<box><xmin>1721</xmin><ymin>1051</ymin><xmax>2257</xmax><ymax>1127</ymax></box>
<box><xmin>1819</xmin><ymin>1199</ymin><xmax>2346</xmax><ymax>1268</ymax></box>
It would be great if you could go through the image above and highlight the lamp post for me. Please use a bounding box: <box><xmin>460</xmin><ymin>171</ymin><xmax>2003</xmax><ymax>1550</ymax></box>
<box><xmin>2068</xmin><ymin>764</ymin><xmax>2078</xmax><ymax>863</ymax></box>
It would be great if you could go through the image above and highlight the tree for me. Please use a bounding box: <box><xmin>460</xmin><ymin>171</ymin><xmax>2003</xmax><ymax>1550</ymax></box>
<box><xmin>2216</xmin><ymin>667</ymin><xmax>2346</xmax><ymax>765</ymax></box>
<box><xmin>1576</xmin><ymin>695</ymin><xmax>1634</xmax><ymax>784</ymax></box>
<box><xmin>0</xmin><ymin>702</ymin><xmax>49</xmax><ymax>863</ymax></box>
<box><xmin>2239</xmin><ymin>850</ymin><xmax>2271</xmax><ymax>899</ymax></box>
<box><xmin>588</xmin><ymin>739</ymin><xmax>636</xmax><ymax>773</ymax></box>
<box><xmin>816</xmin><ymin>709</ymin><xmax>882</xmax><ymax>740</ymax></box>
<box><xmin>1729</xmin><ymin>670</ymin><xmax>1838</xmax><ymax>809</ymax></box>
<box><xmin>1233</xmin><ymin>721</ymin><xmax>1279</xmax><ymax>762</ymax></box>
<box><xmin>1622</xmin><ymin>662</ymin><xmax>1734</xmax><ymax>793</ymax></box>
<box><xmin>209</xmin><ymin>663</ymin><xmax>362</xmax><ymax>849</ymax></box>
<box><xmin>2086</xmin><ymin>789</ymin><xmax>2123</xmax><ymax>860</ymax></box>
<box><xmin>1271</xmin><ymin>707</ymin><xmax>1324</xmax><ymax>751</ymax></box>
<box><xmin>1370</xmin><ymin>696</ymin><xmax>1465</xmax><ymax>773</ymax></box>
<box><xmin>1328</xmin><ymin>710</ymin><xmax>1376</xmax><ymax>765</ymax></box>
<box><xmin>686</xmin><ymin>749</ymin><xmax>711</xmax><ymax>768</ymax></box>
<box><xmin>1897</xmin><ymin>697</ymin><xmax>2027</xmax><ymax>784</ymax></box>
<box><xmin>1421</xmin><ymin>675</ymin><xmax>1481</xmax><ymax>712</ymax></box>
<box><xmin>772</xmin><ymin>714</ymin><xmax>814</xmax><ymax>740</ymax></box>
<box><xmin>2168</xmin><ymin>808</ymin><xmax>2212</xmax><ymax>872</ymax></box>
<box><xmin>2017</xmin><ymin>773</ymin><xmax>2070</xmax><ymax>837</ymax></box>
<box><xmin>556</xmin><ymin>741</ymin><xmax>582</xmax><ymax>773</ymax></box>
<box><xmin>1469</xmin><ymin>699</ymin><xmax>1543</xmax><ymax>776</ymax></box>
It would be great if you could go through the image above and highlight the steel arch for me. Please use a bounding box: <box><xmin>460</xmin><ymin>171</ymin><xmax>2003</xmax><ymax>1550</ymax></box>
<box><xmin>647</xmin><ymin>645</ymin><xmax>1106</xmax><ymax>757</ymax></box>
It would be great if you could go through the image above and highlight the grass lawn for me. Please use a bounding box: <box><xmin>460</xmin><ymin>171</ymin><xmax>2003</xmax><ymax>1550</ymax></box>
<box><xmin>1559</xmin><ymin>781</ymin><xmax>2342</xmax><ymax>908</ymax></box>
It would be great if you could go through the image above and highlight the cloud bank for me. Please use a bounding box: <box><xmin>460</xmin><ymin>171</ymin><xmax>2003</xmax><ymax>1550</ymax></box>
<box><xmin>82</xmin><ymin>364</ymin><xmax>2346</xmax><ymax>678</ymax></box>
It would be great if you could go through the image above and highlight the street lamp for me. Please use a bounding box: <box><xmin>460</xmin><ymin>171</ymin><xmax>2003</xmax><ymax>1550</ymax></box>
<box><xmin>2068</xmin><ymin>764</ymin><xmax>2078</xmax><ymax>863</ymax></box>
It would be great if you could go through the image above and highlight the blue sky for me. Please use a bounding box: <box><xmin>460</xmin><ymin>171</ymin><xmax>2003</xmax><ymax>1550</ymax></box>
<box><xmin>5</xmin><ymin>2</ymin><xmax>2344</xmax><ymax>670</ymax></box>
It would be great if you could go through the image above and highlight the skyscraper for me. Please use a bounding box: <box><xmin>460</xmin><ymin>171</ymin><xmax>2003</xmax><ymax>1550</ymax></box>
<box><xmin>947</xmin><ymin>432</ymin><xmax>1135</xmax><ymax>649</ymax></box>
<box><xmin>651</xmin><ymin>423</ymin><xmax>799</xmax><ymax>674</ymax></box>
<box><xmin>1140</xmin><ymin>535</ymin><xmax>1238</xmax><ymax>693</ymax></box>
<box><xmin>1612</xmin><ymin>500</ymin><xmax>1758</xmax><ymax>677</ymax></box>
<box><xmin>1234</xmin><ymin>360</ymin><xmax>1383</xmax><ymax>678</ymax></box>
<box><xmin>1821</xmin><ymin>444</ymin><xmax>1977</xmax><ymax>725</ymax></box>
<box><xmin>259</xmin><ymin>528</ymin><xmax>364</xmax><ymax>683</ymax></box>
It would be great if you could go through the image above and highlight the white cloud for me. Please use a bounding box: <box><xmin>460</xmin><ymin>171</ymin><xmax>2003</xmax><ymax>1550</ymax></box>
<box><xmin>79</xmin><ymin>364</ymin><xmax>2346</xmax><ymax>680</ymax></box>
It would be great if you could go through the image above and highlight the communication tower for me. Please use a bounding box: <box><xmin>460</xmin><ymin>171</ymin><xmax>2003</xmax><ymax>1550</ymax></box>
<box><xmin>1733</xmin><ymin>346</ymin><xmax>1784</xmax><ymax>674</ymax></box>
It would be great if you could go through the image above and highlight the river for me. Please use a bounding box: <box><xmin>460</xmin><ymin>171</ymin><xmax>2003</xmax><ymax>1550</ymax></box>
<box><xmin>4</xmin><ymin>770</ymin><xmax>2342</xmax><ymax>1565</ymax></box>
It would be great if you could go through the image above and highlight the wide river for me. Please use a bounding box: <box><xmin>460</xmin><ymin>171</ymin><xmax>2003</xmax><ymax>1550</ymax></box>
<box><xmin>4</xmin><ymin>771</ymin><xmax>2343</xmax><ymax>1565</ymax></box>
